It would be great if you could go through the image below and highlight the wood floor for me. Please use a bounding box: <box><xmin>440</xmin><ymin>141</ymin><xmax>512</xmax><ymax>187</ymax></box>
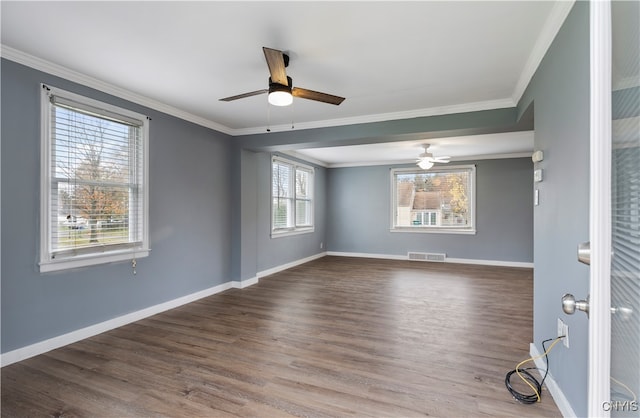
<box><xmin>1</xmin><ymin>257</ymin><xmax>561</xmax><ymax>417</ymax></box>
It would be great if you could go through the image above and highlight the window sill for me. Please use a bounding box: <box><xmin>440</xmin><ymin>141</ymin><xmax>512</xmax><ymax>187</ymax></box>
<box><xmin>390</xmin><ymin>228</ymin><xmax>476</xmax><ymax>235</ymax></box>
<box><xmin>271</xmin><ymin>228</ymin><xmax>315</xmax><ymax>239</ymax></box>
<box><xmin>40</xmin><ymin>248</ymin><xmax>150</xmax><ymax>273</ymax></box>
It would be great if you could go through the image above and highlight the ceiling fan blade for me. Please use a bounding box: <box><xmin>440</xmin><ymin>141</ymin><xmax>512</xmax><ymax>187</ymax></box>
<box><xmin>292</xmin><ymin>87</ymin><xmax>345</xmax><ymax>105</ymax></box>
<box><xmin>263</xmin><ymin>47</ymin><xmax>288</xmax><ymax>85</ymax></box>
<box><xmin>219</xmin><ymin>89</ymin><xmax>268</xmax><ymax>102</ymax></box>
<box><xmin>434</xmin><ymin>156</ymin><xmax>451</xmax><ymax>162</ymax></box>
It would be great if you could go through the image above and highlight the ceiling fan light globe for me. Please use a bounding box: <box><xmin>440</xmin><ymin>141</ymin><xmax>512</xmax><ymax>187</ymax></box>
<box><xmin>417</xmin><ymin>159</ymin><xmax>434</xmax><ymax>170</ymax></box>
<box><xmin>268</xmin><ymin>90</ymin><xmax>293</xmax><ymax>106</ymax></box>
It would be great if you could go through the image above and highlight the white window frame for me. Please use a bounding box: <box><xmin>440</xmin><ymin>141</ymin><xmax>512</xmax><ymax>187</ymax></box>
<box><xmin>415</xmin><ymin>211</ymin><xmax>439</xmax><ymax>226</ymax></box>
<box><xmin>40</xmin><ymin>84</ymin><xmax>150</xmax><ymax>272</ymax></box>
<box><xmin>271</xmin><ymin>156</ymin><xmax>315</xmax><ymax>237</ymax></box>
<box><xmin>390</xmin><ymin>165</ymin><xmax>476</xmax><ymax>235</ymax></box>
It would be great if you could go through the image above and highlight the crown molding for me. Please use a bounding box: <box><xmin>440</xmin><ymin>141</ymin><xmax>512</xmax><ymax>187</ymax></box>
<box><xmin>512</xmin><ymin>0</ymin><xmax>576</xmax><ymax>104</ymax></box>
<box><xmin>231</xmin><ymin>98</ymin><xmax>516</xmax><ymax>136</ymax></box>
<box><xmin>1</xmin><ymin>45</ymin><xmax>234</xmax><ymax>135</ymax></box>
<box><xmin>327</xmin><ymin>159</ymin><xmax>418</xmax><ymax>168</ymax></box>
<box><xmin>317</xmin><ymin>152</ymin><xmax>533</xmax><ymax>168</ymax></box>
<box><xmin>2</xmin><ymin>44</ymin><xmax>515</xmax><ymax>137</ymax></box>
<box><xmin>279</xmin><ymin>150</ymin><xmax>329</xmax><ymax>168</ymax></box>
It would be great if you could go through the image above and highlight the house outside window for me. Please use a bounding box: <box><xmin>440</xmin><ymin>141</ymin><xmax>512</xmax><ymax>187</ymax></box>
<box><xmin>391</xmin><ymin>165</ymin><xmax>476</xmax><ymax>234</ymax></box>
<box><xmin>272</xmin><ymin>156</ymin><xmax>314</xmax><ymax>236</ymax></box>
<box><xmin>414</xmin><ymin>211</ymin><xmax>439</xmax><ymax>226</ymax></box>
<box><xmin>40</xmin><ymin>85</ymin><xmax>149</xmax><ymax>272</ymax></box>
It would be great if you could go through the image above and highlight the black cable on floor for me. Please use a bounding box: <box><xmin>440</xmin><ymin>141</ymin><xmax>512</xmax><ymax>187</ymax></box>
<box><xmin>504</xmin><ymin>337</ymin><xmax>564</xmax><ymax>404</ymax></box>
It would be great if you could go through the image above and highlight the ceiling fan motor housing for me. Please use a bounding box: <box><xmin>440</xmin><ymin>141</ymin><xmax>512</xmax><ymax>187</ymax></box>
<box><xmin>269</xmin><ymin>76</ymin><xmax>293</xmax><ymax>93</ymax></box>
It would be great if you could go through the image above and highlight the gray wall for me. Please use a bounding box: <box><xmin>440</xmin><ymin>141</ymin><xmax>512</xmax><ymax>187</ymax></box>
<box><xmin>326</xmin><ymin>158</ymin><xmax>533</xmax><ymax>262</ymax></box>
<box><xmin>231</xmin><ymin>148</ymin><xmax>259</xmax><ymax>281</ymax></box>
<box><xmin>519</xmin><ymin>2</ymin><xmax>590</xmax><ymax>416</ymax></box>
<box><xmin>1</xmin><ymin>59</ymin><xmax>233</xmax><ymax>353</ymax></box>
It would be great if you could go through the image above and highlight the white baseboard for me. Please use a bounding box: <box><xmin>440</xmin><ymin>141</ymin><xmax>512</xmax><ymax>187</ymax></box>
<box><xmin>0</xmin><ymin>279</ymin><xmax>258</xmax><ymax>367</ymax></box>
<box><xmin>446</xmin><ymin>257</ymin><xmax>533</xmax><ymax>269</ymax></box>
<box><xmin>326</xmin><ymin>251</ymin><xmax>407</xmax><ymax>260</ymax></box>
<box><xmin>530</xmin><ymin>343</ymin><xmax>577</xmax><ymax>418</ymax></box>
<box><xmin>1</xmin><ymin>253</ymin><xmax>329</xmax><ymax>368</ymax></box>
<box><xmin>257</xmin><ymin>252</ymin><xmax>327</xmax><ymax>278</ymax></box>
<box><xmin>231</xmin><ymin>276</ymin><xmax>259</xmax><ymax>289</ymax></box>
<box><xmin>326</xmin><ymin>251</ymin><xmax>533</xmax><ymax>268</ymax></box>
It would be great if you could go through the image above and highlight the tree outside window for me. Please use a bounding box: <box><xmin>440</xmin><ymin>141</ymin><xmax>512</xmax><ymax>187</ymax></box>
<box><xmin>392</xmin><ymin>166</ymin><xmax>475</xmax><ymax>233</ymax></box>
<box><xmin>40</xmin><ymin>85</ymin><xmax>148</xmax><ymax>272</ymax></box>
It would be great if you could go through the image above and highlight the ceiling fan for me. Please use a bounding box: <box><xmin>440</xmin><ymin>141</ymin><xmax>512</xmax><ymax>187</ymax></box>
<box><xmin>219</xmin><ymin>47</ymin><xmax>345</xmax><ymax>107</ymax></box>
<box><xmin>416</xmin><ymin>144</ymin><xmax>450</xmax><ymax>170</ymax></box>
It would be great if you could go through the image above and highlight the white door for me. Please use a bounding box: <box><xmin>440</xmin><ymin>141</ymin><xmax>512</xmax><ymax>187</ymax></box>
<box><xmin>588</xmin><ymin>1</ymin><xmax>639</xmax><ymax>417</ymax></box>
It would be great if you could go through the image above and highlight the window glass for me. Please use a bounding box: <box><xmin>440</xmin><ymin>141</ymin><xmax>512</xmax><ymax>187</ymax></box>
<box><xmin>271</xmin><ymin>157</ymin><xmax>314</xmax><ymax>235</ymax></box>
<box><xmin>40</xmin><ymin>85</ymin><xmax>149</xmax><ymax>271</ymax></box>
<box><xmin>391</xmin><ymin>166</ymin><xmax>475</xmax><ymax>233</ymax></box>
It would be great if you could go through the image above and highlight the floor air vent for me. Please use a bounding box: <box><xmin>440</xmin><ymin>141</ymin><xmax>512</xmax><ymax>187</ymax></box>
<box><xmin>407</xmin><ymin>252</ymin><xmax>446</xmax><ymax>262</ymax></box>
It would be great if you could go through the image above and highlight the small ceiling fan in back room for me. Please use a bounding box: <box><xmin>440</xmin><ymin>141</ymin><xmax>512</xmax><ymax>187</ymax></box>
<box><xmin>416</xmin><ymin>144</ymin><xmax>450</xmax><ymax>170</ymax></box>
<box><xmin>219</xmin><ymin>47</ymin><xmax>346</xmax><ymax>107</ymax></box>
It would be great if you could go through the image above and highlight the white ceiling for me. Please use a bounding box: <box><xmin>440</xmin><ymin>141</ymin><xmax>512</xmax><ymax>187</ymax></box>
<box><xmin>292</xmin><ymin>130</ymin><xmax>534</xmax><ymax>167</ymax></box>
<box><xmin>1</xmin><ymin>1</ymin><xmax>572</xmax><ymax>164</ymax></box>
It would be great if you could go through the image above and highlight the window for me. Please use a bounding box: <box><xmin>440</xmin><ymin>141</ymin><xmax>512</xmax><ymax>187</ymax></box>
<box><xmin>40</xmin><ymin>85</ymin><xmax>149</xmax><ymax>272</ymax></box>
<box><xmin>271</xmin><ymin>156</ymin><xmax>314</xmax><ymax>236</ymax></box>
<box><xmin>391</xmin><ymin>165</ymin><xmax>476</xmax><ymax>234</ymax></box>
<box><xmin>414</xmin><ymin>211</ymin><xmax>439</xmax><ymax>226</ymax></box>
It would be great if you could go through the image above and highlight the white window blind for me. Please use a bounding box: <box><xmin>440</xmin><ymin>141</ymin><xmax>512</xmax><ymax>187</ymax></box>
<box><xmin>272</xmin><ymin>157</ymin><xmax>314</xmax><ymax>235</ymax></box>
<box><xmin>609</xmin><ymin>3</ymin><xmax>639</xmax><ymax>405</ymax></box>
<box><xmin>391</xmin><ymin>166</ymin><xmax>476</xmax><ymax>234</ymax></box>
<box><xmin>40</xmin><ymin>85</ymin><xmax>149</xmax><ymax>272</ymax></box>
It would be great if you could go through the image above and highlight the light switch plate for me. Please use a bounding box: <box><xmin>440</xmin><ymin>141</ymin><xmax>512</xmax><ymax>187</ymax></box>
<box><xmin>534</xmin><ymin>169</ymin><xmax>543</xmax><ymax>182</ymax></box>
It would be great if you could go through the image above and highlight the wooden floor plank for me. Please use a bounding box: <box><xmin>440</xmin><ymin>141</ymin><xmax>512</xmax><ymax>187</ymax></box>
<box><xmin>1</xmin><ymin>257</ymin><xmax>561</xmax><ymax>417</ymax></box>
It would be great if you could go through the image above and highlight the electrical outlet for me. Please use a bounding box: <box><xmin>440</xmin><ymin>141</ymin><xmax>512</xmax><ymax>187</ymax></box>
<box><xmin>557</xmin><ymin>318</ymin><xmax>569</xmax><ymax>348</ymax></box>
<box><xmin>320</xmin><ymin>242</ymin><xmax>324</xmax><ymax>249</ymax></box>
